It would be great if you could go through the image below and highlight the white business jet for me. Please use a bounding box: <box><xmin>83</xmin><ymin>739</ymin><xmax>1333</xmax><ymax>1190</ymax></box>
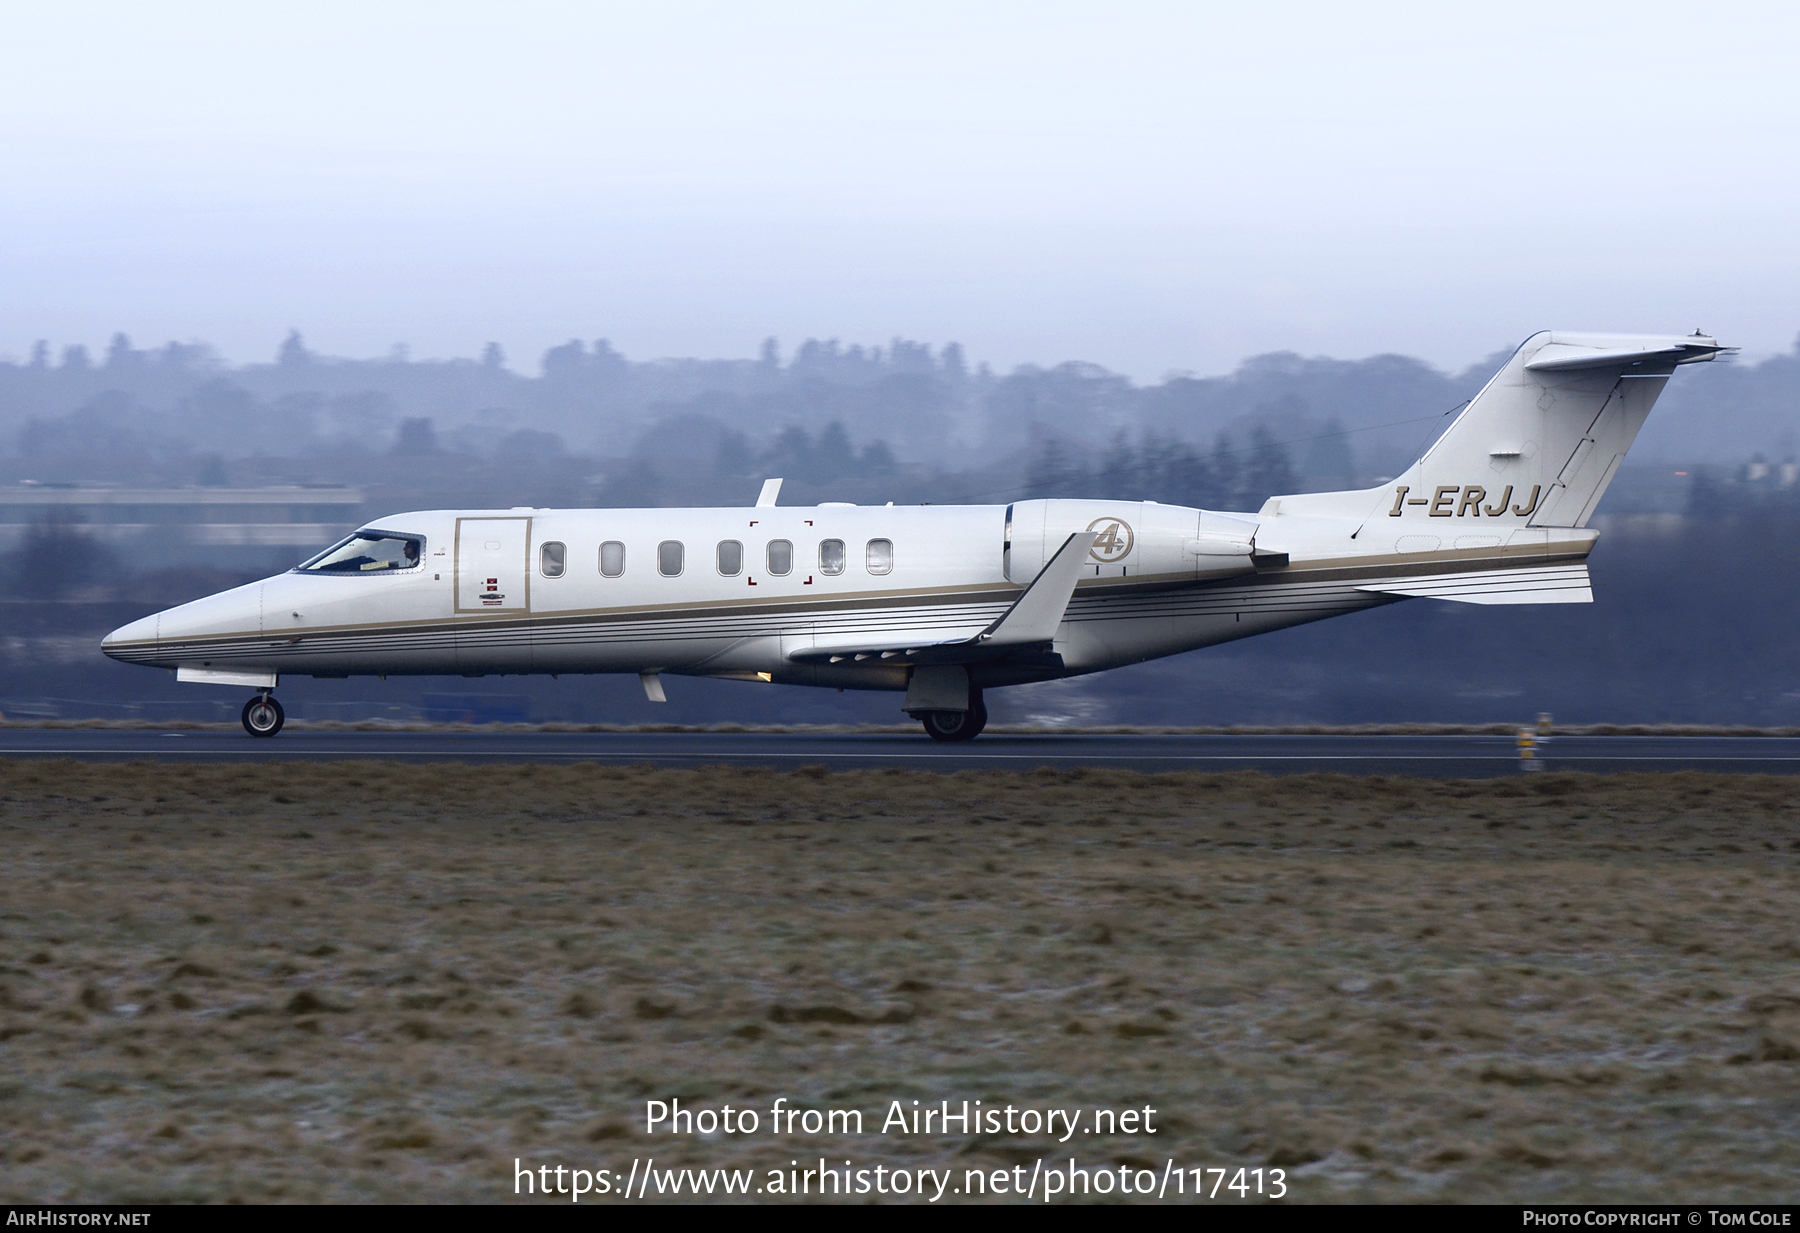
<box><xmin>103</xmin><ymin>331</ymin><xmax>1727</xmax><ymax>740</ymax></box>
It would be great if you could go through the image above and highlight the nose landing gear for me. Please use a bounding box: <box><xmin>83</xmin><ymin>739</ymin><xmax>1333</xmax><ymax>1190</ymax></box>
<box><xmin>242</xmin><ymin>693</ymin><xmax>285</xmax><ymax>738</ymax></box>
<box><xmin>918</xmin><ymin>691</ymin><xmax>988</xmax><ymax>742</ymax></box>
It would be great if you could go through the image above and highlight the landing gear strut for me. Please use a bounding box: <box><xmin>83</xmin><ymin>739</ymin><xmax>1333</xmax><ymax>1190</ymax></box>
<box><xmin>919</xmin><ymin>691</ymin><xmax>987</xmax><ymax>742</ymax></box>
<box><xmin>242</xmin><ymin>693</ymin><xmax>285</xmax><ymax>738</ymax></box>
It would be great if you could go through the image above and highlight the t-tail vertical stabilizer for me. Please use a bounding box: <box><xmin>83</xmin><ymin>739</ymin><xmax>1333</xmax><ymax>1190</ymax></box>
<box><xmin>1265</xmin><ymin>331</ymin><xmax>1729</xmax><ymax>530</ymax></box>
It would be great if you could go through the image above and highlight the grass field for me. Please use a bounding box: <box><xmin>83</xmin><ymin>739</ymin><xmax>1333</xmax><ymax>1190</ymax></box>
<box><xmin>2</xmin><ymin>762</ymin><xmax>1797</xmax><ymax>1203</ymax></box>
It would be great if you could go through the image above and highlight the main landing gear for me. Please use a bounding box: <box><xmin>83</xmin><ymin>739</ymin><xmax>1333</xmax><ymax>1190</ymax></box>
<box><xmin>918</xmin><ymin>691</ymin><xmax>987</xmax><ymax>742</ymax></box>
<box><xmin>242</xmin><ymin>693</ymin><xmax>285</xmax><ymax>738</ymax></box>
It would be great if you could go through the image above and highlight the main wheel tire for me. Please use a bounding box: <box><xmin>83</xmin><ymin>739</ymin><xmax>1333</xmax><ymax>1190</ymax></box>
<box><xmin>920</xmin><ymin>693</ymin><xmax>987</xmax><ymax>742</ymax></box>
<box><xmin>242</xmin><ymin>695</ymin><xmax>285</xmax><ymax>738</ymax></box>
<box><xmin>921</xmin><ymin>711</ymin><xmax>974</xmax><ymax>741</ymax></box>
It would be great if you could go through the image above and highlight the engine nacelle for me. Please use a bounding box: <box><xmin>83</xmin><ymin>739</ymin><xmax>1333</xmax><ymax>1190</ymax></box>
<box><xmin>1004</xmin><ymin>499</ymin><xmax>1258</xmax><ymax>583</ymax></box>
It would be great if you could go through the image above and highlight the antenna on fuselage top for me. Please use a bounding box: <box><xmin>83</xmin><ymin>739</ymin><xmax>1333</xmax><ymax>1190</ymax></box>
<box><xmin>756</xmin><ymin>478</ymin><xmax>783</xmax><ymax>508</ymax></box>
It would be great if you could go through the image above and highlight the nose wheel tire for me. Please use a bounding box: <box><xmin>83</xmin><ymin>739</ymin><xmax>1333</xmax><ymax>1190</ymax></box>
<box><xmin>919</xmin><ymin>694</ymin><xmax>987</xmax><ymax>742</ymax></box>
<box><xmin>242</xmin><ymin>695</ymin><xmax>285</xmax><ymax>738</ymax></box>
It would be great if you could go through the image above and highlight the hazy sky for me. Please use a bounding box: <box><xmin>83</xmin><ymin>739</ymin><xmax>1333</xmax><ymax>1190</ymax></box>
<box><xmin>2</xmin><ymin>1</ymin><xmax>1796</xmax><ymax>378</ymax></box>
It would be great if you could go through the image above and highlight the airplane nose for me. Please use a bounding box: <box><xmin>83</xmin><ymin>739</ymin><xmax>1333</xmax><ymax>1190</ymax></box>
<box><xmin>104</xmin><ymin>582</ymin><xmax>266</xmax><ymax>671</ymax></box>
<box><xmin>102</xmin><ymin>612</ymin><xmax>160</xmax><ymax>663</ymax></box>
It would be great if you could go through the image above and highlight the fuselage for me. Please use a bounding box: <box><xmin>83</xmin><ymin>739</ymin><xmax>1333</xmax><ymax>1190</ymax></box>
<box><xmin>100</xmin><ymin>496</ymin><xmax>1597</xmax><ymax>692</ymax></box>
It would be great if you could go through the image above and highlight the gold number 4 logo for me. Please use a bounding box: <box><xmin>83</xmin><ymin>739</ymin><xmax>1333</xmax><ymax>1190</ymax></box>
<box><xmin>1085</xmin><ymin>517</ymin><xmax>1134</xmax><ymax>563</ymax></box>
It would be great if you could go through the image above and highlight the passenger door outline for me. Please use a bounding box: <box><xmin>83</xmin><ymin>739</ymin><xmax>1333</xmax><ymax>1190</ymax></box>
<box><xmin>454</xmin><ymin>517</ymin><xmax>533</xmax><ymax>614</ymax></box>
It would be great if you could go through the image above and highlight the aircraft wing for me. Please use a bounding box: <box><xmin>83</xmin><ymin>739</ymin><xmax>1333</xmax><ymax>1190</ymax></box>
<box><xmin>1355</xmin><ymin>564</ymin><xmax>1593</xmax><ymax>605</ymax></box>
<box><xmin>788</xmin><ymin>531</ymin><xmax>1099</xmax><ymax>666</ymax></box>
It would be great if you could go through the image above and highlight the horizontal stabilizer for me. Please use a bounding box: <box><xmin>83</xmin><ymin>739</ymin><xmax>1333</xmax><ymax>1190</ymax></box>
<box><xmin>1524</xmin><ymin>341</ymin><xmax>1729</xmax><ymax>372</ymax></box>
<box><xmin>1355</xmin><ymin>564</ymin><xmax>1592</xmax><ymax>605</ymax></box>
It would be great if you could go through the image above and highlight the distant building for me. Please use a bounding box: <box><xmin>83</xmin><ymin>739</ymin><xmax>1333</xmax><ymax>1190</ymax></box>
<box><xmin>0</xmin><ymin>484</ymin><xmax>363</xmax><ymax>568</ymax></box>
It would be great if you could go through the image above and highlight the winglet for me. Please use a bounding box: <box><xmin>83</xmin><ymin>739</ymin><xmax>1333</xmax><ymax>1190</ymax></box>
<box><xmin>756</xmin><ymin>478</ymin><xmax>783</xmax><ymax>508</ymax></box>
<box><xmin>978</xmin><ymin>531</ymin><xmax>1098</xmax><ymax>646</ymax></box>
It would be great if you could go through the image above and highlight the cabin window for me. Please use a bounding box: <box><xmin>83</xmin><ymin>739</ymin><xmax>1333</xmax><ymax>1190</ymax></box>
<box><xmin>717</xmin><ymin>540</ymin><xmax>743</xmax><ymax>576</ymax></box>
<box><xmin>540</xmin><ymin>541</ymin><xmax>566</xmax><ymax>577</ymax></box>
<box><xmin>600</xmin><ymin>541</ymin><xmax>625</xmax><ymax>577</ymax></box>
<box><xmin>658</xmin><ymin>540</ymin><xmax>684</xmax><ymax>577</ymax></box>
<box><xmin>767</xmin><ymin>539</ymin><xmax>793</xmax><ymax>576</ymax></box>
<box><xmin>298</xmin><ymin>531</ymin><xmax>422</xmax><ymax>573</ymax></box>
<box><xmin>819</xmin><ymin>539</ymin><xmax>845</xmax><ymax>575</ymax></box>
<box><xmin>866</xmin><ymin>538</ymin><xmax>893</xmax><ymax>575</ymax></box>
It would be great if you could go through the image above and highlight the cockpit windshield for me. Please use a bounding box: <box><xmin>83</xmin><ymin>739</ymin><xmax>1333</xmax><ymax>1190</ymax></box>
<box><xmin>297</xmin><ymin>531</ymin><xmax>423</xmax><ymax>573</ymax></box>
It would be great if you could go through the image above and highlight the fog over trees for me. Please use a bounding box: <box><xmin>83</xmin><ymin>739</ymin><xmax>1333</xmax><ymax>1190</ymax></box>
<box><xmin>6</xmin><ymin>328</ymin><xmax>1796</xmax><ymax>501</ymax></box>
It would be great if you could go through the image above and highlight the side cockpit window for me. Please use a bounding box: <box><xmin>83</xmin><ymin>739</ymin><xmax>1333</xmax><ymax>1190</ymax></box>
<box><xmin>298</xmin><ymin>531</ymin><xmax>423</xmax><ymax>573</ymax></box>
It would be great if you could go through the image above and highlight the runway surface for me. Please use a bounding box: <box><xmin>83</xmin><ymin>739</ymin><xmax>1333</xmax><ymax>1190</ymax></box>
<box><xmin>6</xmin><ymin>729</ymin><xmax>1800</xmax><ymax>775</ymax></box>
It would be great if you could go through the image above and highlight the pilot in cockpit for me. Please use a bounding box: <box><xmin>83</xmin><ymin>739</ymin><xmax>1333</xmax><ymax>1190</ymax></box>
<box><xmin>299</xmin><ymin>531</ymin><xmax>422</xmax><ymax>573</ymax></box>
